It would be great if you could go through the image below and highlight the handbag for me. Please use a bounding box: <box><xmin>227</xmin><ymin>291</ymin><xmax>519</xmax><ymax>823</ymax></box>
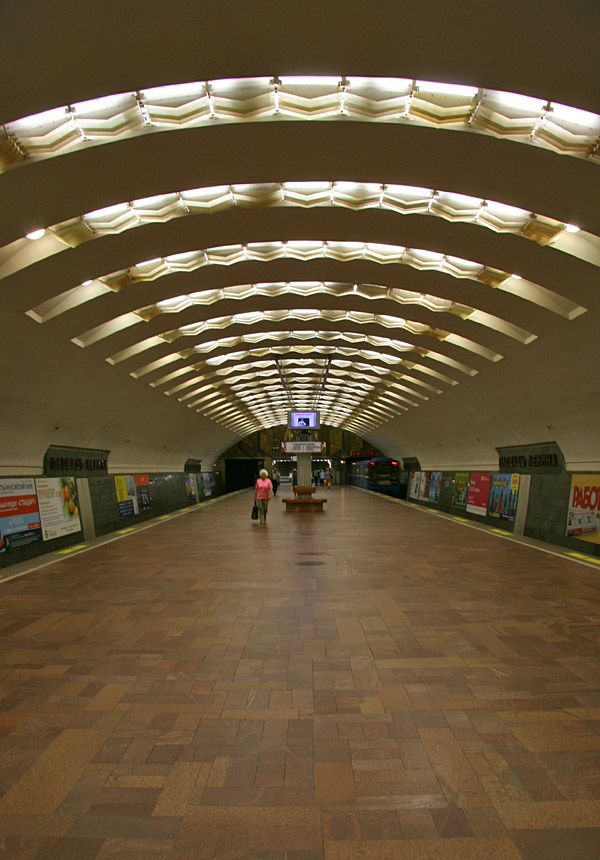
<box><xmin>251</xmin><ymin>503</ymin><xmax>259</xmax><ymax>520</ymax></box>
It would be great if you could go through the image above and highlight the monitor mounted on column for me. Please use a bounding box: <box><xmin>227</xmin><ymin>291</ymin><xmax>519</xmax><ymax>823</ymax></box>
<box><xmin>288</xmin><ymin>411</ymin><xmax>320</xmax><ymax>430</ymax></box>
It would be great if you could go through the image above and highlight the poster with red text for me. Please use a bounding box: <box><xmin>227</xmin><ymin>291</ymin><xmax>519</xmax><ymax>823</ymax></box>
<box><xmin>566</xmin><ymin>474</ymin><xmax>600</xmax><ymax>544</ymax></box>
<box><xmin>466</xmin><ymin>472</ymin><xmax>492</xmax><ymax>516</ymax></box>
<box><xmin>0</xmin><ymin>478</ymin><xmax>42</xmax><ymax>551</ymax></box>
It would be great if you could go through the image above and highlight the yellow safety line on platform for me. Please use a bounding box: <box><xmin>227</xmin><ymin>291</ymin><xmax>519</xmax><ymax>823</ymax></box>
<box><xmin>55</xmin><ymin>544</ymin><xmax>88</xmax><ymax>555</ymax></box>
<box><xmin>568</xmin><ymin>552</ymin><xmax>600</xmax><ymax>565</ymax></box>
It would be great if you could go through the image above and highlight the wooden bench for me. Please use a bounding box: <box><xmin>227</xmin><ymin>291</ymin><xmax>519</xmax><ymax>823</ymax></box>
<box><xmin>283</xmin><ymin>497</ymin><xmax>327</xmax><ymax>512</ymax></box>
<box><xmin>293</xmin><ymin>485</ymin><xmax>315</xmax><ymax>496</ymax></box>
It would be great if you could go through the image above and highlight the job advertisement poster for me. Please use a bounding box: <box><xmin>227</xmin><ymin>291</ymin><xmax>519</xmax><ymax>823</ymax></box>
<box><xmin>35</xmin><ymin>477</ymin><xmax>81</xmax><ymax>541</ymax></box>
<box><xmin>566</xmin><ymin>474</ymin><xmax>600</xmax><ymax>544</ymax></box>
<box><xmin>466</xmin><ymin>472</ymin><xmax>492</xmax><ymax>517</ymax></box>
<box><xmin>0</xmin><ymin>477</ymin><xmax>42</xmax><ymax>551</ymax></box>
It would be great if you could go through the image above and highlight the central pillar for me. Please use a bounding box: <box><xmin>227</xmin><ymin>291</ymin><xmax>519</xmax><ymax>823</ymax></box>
<box><xmin>296</xmin><ymin>451</ymin><xmax>313</xmax><ymax>497</ymax></box>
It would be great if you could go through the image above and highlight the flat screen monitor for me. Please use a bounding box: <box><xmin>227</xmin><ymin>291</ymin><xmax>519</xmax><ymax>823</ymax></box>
<box><xmin>288</xmin><ymin>410</ymin><xmax>320</xmax><ymax>429</ymax></box>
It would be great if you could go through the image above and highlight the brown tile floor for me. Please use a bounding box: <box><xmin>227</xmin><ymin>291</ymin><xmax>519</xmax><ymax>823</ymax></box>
<box><xmin>1</xmin><ymin>486</ymin><xmax>600</xmax><ymax>859</ymax></box>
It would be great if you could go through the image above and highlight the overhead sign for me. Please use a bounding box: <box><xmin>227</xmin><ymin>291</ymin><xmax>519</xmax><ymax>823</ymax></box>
<box><xmin>282</xmin><ymin>442</ymin><xmax>326</xmax><ymax>453</ymax></box>
<box><xmin>496</xmin><ymin>442</ymin><xmax>564</xmax><ymax>474</ymax></box>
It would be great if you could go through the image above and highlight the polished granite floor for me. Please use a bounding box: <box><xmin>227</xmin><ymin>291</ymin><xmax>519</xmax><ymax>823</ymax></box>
<box><xmin>1</xmin><ymin>486</ymin><xmax>599</xmax><ymax>859</ymax></box>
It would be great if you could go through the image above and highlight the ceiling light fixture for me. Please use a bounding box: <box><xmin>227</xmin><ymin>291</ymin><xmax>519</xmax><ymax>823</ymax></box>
<box><xmin>26</xmin><ymin>229</ymin><xmax>45</xmax><ymax>241</ymax></box>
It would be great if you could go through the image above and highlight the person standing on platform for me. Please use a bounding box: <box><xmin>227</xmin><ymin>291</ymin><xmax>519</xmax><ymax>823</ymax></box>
<box><xmin>271</xmin><ymin>466</ymin><xmax>280</xmax><ymax>496</ymax></box>
<box><xmin>254</xmin><ymin>468</ymin><xmax>273</xmax><ymax>525</ymax></box>
<box><xmin>325</xmin><ymin>468</ymin><xmax>332</xmax><ymax>487</ymax></box>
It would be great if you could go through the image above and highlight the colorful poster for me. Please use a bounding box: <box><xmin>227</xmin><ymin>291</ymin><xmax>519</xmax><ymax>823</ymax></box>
<box><xmin>418</xmin><ymin>471</ymin><xmax>431</xmax><ymax>501</ymax></box>
<box><xmin>566</xmin><ymin>474</ymin><xmax>600</xmax><ymax>544</ymax></box>
<box><xmin>409</xmin><ymin>471</ymin><xmax>421</xmax><ymax>499</ymax></box>
<box><xmin>114</xmin><ymin>475</ymin><xmax>139</xmax><ymax>518</ymax></box>
<box><xmin>135</xmin><ymin>474</ymin><xmax>152</xmax><ymax>512</ymax></box>
<box><xmin>429</xmin><ymin>471</ymin><xmax>442</xmax><ymax>504</ymax></box>
<box><xmin>185</xmin><ymin>472</ymin><xmax>197</xmax><ymax>503</ymax></box>
<box><xmin>466</xmin><ymin>472</ymin><xmax>492</xmax><ymax>516</ymax></box>
<box><xmin>452</xmin><ymin>472</ymin><xmax>470</xmax><ymax>509</ymax></box>
<box><xmin>489</xmin><ymin>473</ymin><xmax>520</xmax><ymax>521</ymax></box>
<box><xmin>202</xmin><ymin>472</ymin><xmax>216</xmax><ymax>497</ymax></box>
<box><xmin>35</xmin><ymin>477</ymin><xmax>81</xmax><ymax>541</ymax></box>
<box><xmin>0</xmin><ymin>477</ymin><xmax>42</xmax><ymax>552</ymax></box>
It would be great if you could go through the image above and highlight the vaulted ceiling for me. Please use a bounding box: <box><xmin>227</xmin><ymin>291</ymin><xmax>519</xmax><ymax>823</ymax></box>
<box><xmin>1</xmin><ymin>0</ymin><xmax>598</xmax><ymax>475</ymax></box>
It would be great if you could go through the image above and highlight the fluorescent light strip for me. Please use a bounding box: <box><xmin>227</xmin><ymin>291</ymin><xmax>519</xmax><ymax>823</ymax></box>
<box><xmin>2</xmin><ymin>76</ymin><xmax>598</xmax><ymax>176</ymax></box>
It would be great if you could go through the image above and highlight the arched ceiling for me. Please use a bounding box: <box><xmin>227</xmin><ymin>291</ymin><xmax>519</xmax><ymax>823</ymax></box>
<box><xmin>1</xmin><ymin>0</ymin><xmax>598</xmax><ymax>474</ymax></box>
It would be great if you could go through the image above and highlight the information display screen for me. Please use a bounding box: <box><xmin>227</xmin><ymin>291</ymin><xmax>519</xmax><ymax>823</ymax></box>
<box><xmin>288</xmin><ymin>411</ymin><xmax>320</xmax><ymax>429</ymax></box>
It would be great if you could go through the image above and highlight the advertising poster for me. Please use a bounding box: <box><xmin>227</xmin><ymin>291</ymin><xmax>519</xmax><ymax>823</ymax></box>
<box><xmin>566</xmin><ymin>474</ymin><xmax>600</xmax><ymax>544</ymax></box>
<box><xmin>202</xmin><ymin>472</ymin><xmax>216</xmax><ymax>497</ymax></box>
<box><xmin>35</xmin><ymin>477</ymin><xmax>81</xmax><ymax>541</ymax></box>
<box><xmin>452</xmin><ymin>472</ymin><xmax>470</xmax><ymax>508</ymax></box>
<box><xmin>489</xmin><ymin>473</ymin><xmax>520</xmax><ymax>521</ymax></box>
<box><xmin>135</xmin><ymin>474</ymin><xmax>152</xmax><ymax>512</ymax></box>
<box><xmin>466</xmin><ymin>472</ymin><xmax>492</xmax><ymax>516</ymax></box>
<box><xmin>429</xmin><ymin>471</ymin><xmax>442</xmax><ymax>504</ymax></box>
<box><xmin>114</xmin><ymin>475</ymin><xmax>139</xmax><ymax>518</ymax></box>
<box><xmin>185</xmin><ymin>472</ymin><xmax>198</xmax><ymax>503</ymax></box>
<box><xmin>0</xmin><ymin>477</ymin><xmax>42</xmax><ymax>552</ymax></box>
<box><xmin>409</xmin><ymin>471</ymin><xmax>421</xmax><ymax>499</ymax></box>
<box><xmin>419</xmin><ymin>471</ymin><xmax>431</xmax><ymax>501</ymax></box>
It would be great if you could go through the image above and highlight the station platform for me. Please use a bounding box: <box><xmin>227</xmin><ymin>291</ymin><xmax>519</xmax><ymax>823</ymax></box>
<box><xmin>1</xmin><ymin>486</ymin><xmax>599</xmax><ymax>859</ymax></box>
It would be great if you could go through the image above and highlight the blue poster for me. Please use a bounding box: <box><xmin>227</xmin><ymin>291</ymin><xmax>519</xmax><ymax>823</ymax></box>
<box><xmin>429</xmin><ymin>471</ymin><xmax>442</xmax><ymax>504</ymax></box>
<box><xmin>0</xmin><ymin>478</ymin><xmax>42</xmax><ymax>551</ymax></box>
<box><xmin>489</xmin><ymin>473</ymin><xmax>520</xmax><ymax>521</ymax></box>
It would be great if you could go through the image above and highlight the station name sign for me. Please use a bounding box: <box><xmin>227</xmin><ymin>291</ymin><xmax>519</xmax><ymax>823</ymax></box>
<box><xmin>44</xmin><ymin>445</ymin><xmax>109</xmax><ymax>477</ymax></box>
<box><xmin>282</xmin><ymin>442</ymin><xmax>326</xmax><ymax>453</ymax></box>
<box><xmin>497</xmin><ymin>442</ymin><xmax>564</xmax><ymax>474</ymax></box>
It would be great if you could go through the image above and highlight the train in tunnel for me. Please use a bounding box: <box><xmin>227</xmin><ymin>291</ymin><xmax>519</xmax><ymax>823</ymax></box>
<box><xmin>348</xmin><ymin>457</ymin><xmax>408</xmax><ymax>498</ymax></box>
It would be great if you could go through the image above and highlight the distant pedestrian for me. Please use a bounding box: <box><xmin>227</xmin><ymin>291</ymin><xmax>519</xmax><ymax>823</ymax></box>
<box><xmin>325</xmin><ymin>468</ymin><xmax>332</xmax><ymax>487</ymax></box>
<box><xmin>271</xmin><ymin>466</ymin><xmax>280</xmax><ymax>496</ymax></box>
<box><xmin>254</xmin><ymin>469</ymin><xmax>273</xmax><ymax>525</ymax></box>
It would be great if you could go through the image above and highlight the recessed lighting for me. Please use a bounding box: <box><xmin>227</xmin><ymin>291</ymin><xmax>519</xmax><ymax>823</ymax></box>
<box><xmin>512</xmin><ymin>273</ymin><xmax>522</xmax><ymax>280</ymax></box>
<box><xmin>565</xmin><ymin>224</ymin><xmax>581</xmax><ymax>233</ymax></box>
<box><xmin>81</xmin><ymin>279</ymin><xmax>93</xmax><ymax>286</ymax></box>
<box><xmin>26</xmin><ymin>229</ymin><xmax>45</xmax><ymax>241</ymax></box>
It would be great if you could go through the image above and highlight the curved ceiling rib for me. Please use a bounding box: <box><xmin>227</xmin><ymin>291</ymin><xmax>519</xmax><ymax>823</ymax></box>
<box><xmin>100</xmin><ymin>308</ymin><xmax>503</xmax><ymax>364</ymax></box>
<box><xmin>147</xmin><ymin>345</ymin><xmax>461</xmax><ymax>388</ymax></box>
<box><xmin>132</xmin><ymin>332</ymin><xmax>477</xmax><ymax>379</ymax></box>
<box><xmin>74</xmin><ymin>282</ymin><xmax>536</xmax><ymax>348</ymax></box>
<box><xmin>28</xmin><ymin>240</ymin><xmax>585</xmax><ymax>326</ymax></box>
<box><xmin>2</xmin><ymin>76</ymin><xmax>599</xmax><ymax>177</ymax></box>
<box><xmin>4</xmin><ymin>180</ymin><xmax>596</xmax><ymax>280</ymax></box>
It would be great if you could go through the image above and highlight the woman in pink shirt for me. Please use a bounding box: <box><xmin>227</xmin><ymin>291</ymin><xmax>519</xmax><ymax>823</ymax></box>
<box><xmin>254</xmin><ymin>468</ymin><xmax>273</xmax><ymax>524</ymax></box>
